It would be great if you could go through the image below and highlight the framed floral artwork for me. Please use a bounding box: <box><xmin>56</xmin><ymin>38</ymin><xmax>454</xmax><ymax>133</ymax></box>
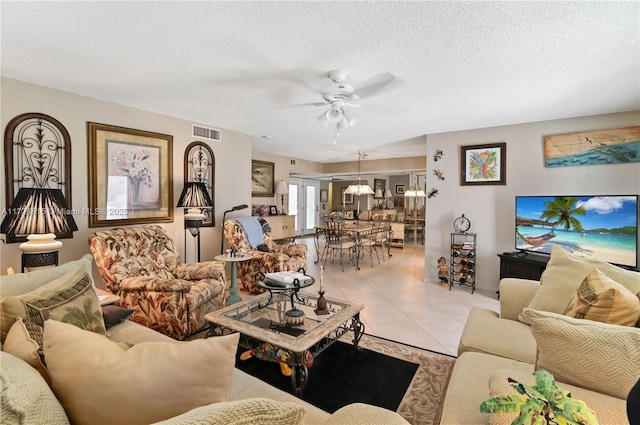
<box><xmin>251</xmin><ymin>160</ymin><xmax>274</xmax><ymax>197</ymax></box>
<box><xmin>87</xmin><ymin>122</ymin><xmax>173</xmax><ymax>227</ymax></box>
<box><xmin>460</xmin><ymin>142</ymin><xmax>506</xmax><ymax>186</ymax></box>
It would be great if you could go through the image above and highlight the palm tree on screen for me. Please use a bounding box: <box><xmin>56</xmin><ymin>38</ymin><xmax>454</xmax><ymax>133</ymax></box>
<box><xmin>540</xmin><ymin>197</ymin><xmax>586</xmax><ymax>231</ymax></box>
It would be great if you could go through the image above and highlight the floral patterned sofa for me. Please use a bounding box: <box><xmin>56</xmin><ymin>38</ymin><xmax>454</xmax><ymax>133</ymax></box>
<box><xmin>224</xmin><ymin>218</ymin><xmax>307</xmax><ymax>293</ymax></box>
<box><xmin>88</xmin><ymin>225</ymin><xmax>226</xmax><ymax>340</ymax></box>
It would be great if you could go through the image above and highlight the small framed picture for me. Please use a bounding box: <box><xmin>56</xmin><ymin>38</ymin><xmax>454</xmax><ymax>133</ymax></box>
<box><xmin>460</xmin><ymin>142</ymin><xmax>506</xmax><ymax>185</ymax></box>
<box><xmin>345</xmin><ymin>211</ymin><xmax>354</xmax><ymax>220</ymax></box>
<box><xmin>269</xmin><ymin>205</ymin><xmax>278</xmax><ymax>215</ymax></box>
<box><xmin>320</xmin><ymin>189</ymin><xmax>328</xmax><ymax>202</ymax></box>
<box><xmin>395</xmin><ymin>184</ymin><xmax>405</xmax><ymax>195</ymax></box>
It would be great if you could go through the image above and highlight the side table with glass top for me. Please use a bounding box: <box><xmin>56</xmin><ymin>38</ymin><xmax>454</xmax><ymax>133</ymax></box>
<box><xmin>215</xmin><ymin>253</ymin><xmax>252</xmax><ymax>305</ymax></box>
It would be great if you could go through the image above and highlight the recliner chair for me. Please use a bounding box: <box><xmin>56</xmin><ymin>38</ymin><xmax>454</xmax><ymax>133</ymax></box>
<box><xmin>88</xmin><ymin>225</ymin><xmax>226</xmax><ymax>339</ymax></box>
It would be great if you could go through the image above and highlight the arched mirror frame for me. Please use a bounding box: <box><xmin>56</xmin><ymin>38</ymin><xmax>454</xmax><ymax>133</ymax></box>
<box><xmin>4</xmin><ymin>112</ymin><xmax>72</xmax><ymax>243</ymax></box>
<box><xmin>183</xmin><ymin>141</ymin><xmax>215</xmax><ymax>226</ymax></box>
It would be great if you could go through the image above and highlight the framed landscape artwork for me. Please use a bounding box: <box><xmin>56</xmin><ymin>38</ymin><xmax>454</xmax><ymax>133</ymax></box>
<box><xmin>395</xmin><ymin>184</ymin><xmax>405</xmax><ymax>195</ymax></box>
<box><xmin>544</xmin><ymin>126</ymin><xmax>640</xmax><ymax>168</ymax></box>
<box><xmin>87</xmin><ymin>122</ymin><xmax>173</xmax><ymax>227</ymax></box>
<box><xmin>251</xmin><ymin>160</ymin><xmax>275</xmax><ymax>197</ymax></box>
<box><xmin>374</xmin><ymin>178</ymin><xmax>386</xmax><ymax>193</ymax></box>
<box><xmin>460</xmin><ymin>142</ymin><xmax>506</xmax><ymax>186</ymax></box>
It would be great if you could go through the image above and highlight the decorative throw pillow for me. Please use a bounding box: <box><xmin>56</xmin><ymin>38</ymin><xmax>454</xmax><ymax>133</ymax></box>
<box><xmin>0</xmin><ymin>254</ymin><xmax>95</xmax><ymax>299</ymax></box>
<box><xmin>2</xmin><ymin>317</ymin><xmax>50</xmax><ymax>384</ymax></box>
<box><xmin>518</xmin><ymin>245</ymin><xmax>640</xmax><ymax>324</ymax></box>
<box><xmin>43</xmin><ymin>320</ymin><xmax>240</xmax><ymax>425</ymax></box>
<box><xmin>0</xmin><ymin>351</ymin><xmax>70</xmax><ymax>425</ymax></box>
<box><xmin>102</xmin><ymin>305</ymin><xmax>134</xmax><ymax>328</ymax></box>
<box><xmin>564</xmin><ymin>268</ymin><xmax>640</xmax><ymax>326</ymax></box>
<box><xmin>257</xmin><ymin>243</ymin><xmax>271</xmax><ymax>252</ymax></box>
<box><xmin>151</xmin><ymin>398</ymin><xmax>305</xmax><ymax>425</ymax></box>
<box><xmin>1</xmin><ymin>267</ymin><xmax>106</xmax><ymax>346</ymax></box>
<box><xmin>521</xmin><ymin>308</ymin><xmax>640</xmax><ymax>399</ymax></box>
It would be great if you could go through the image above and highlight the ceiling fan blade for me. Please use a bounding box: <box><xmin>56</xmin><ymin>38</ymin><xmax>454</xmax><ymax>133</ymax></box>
<box><xmin>353</xmin><ymin>73</ymin><xmax>398</xmax><ymax>99</ymax></box>
<box><xmin>285</xmin><ymin>70</ymin><xmax>327</xmax><ymax>94</ymax></box>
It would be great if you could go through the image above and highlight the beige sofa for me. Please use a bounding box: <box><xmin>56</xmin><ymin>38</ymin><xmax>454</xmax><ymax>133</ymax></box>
<box><xmin>440</xmin><ymin>246</ymin><xmax>640</xmax><ymax>424</ymax></box>
<box><xmin>0</xmin><ymin>255</ymin><xmax>408</xmax><ymax>425</ymax></box>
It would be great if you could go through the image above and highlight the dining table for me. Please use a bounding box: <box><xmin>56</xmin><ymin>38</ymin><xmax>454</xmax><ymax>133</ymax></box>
<box><xmin>313</xmin><ymin>221</ymin><xmax>393</xmax><ymax>270</ymax></box>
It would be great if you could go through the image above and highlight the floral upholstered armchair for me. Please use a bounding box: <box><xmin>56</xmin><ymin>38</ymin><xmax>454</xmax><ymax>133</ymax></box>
<box><xmin>224</xmin><ymin>217</ymin><xmax>307</xmax><ymax>293</ymax></box>
<box><xmin>88</xmin><ymin>225</ymin><xmax>226</xmax><ymax>340</ymax></box>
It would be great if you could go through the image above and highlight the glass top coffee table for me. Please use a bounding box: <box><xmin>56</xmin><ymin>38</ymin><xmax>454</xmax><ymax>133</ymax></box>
<box><xmin>205</xmin><ymin>290</ymin><xmax>364</xmax><ymax>396</ymax></box>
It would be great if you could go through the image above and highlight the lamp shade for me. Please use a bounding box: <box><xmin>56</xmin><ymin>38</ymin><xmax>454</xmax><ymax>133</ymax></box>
<box><xmin>384</xmin><ymin>189</ymin><xmax>393</xmax><ymax>198</ymax></box>
<box><xmin>176</xmin><ymin>182</ymin><xmax>213</xmax><ymax>208</ymax></box>
<box><xmin>374</xmin><ymin>189</ymin><xmax>383</xmax><ymax>199</ymax></box>
<box><xmin>1</xmin><ymin>188</ymin><xmax>78</xmax><ymax>235</ymax></box>
<box><xmin>344</xmin><ymin>181</ymin><xmax>375</xmax><ymax>196</ymax></box>
<box><xmin>275</xmin><ymin>180</ymin><xmax>288</xmax><ymax>195</ymax></box>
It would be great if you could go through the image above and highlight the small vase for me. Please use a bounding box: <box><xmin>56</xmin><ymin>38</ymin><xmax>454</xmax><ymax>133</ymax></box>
<box><xmin>317</xmin><ymin>291</ymin><xmax>327</xmax><ymax>310</ymax></box>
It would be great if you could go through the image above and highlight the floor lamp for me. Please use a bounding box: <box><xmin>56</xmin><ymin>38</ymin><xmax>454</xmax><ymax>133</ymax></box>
<box><xmin>177</xmin><ymin>182</ymin><xmax>213</xmax><ymax>263</ymax></box>
<box><xmin>0</xmin><ymin>188</ymin><xmax>78</xmax><ymax>272</ymax></box>
<box><xmin>220</xmin><ymin>204</ymin><xmax>248</xmax><ymax>254</ymax></box>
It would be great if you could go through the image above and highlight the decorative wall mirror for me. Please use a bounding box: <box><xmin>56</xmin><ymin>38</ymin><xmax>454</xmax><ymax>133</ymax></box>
<box><xmin>4</xmin><ymin>113</ymin><xmax>72</xmax><ymax>243</ymax></box>
<box><xmin>184</xmin><ymin>141</ymin><xmax>215</xmax><ymax>226</ymax></box>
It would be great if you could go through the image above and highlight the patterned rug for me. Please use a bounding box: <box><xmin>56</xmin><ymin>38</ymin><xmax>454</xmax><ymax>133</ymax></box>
<box><xmin>187</xmin><ymin>329</ymin><xmax>456</xmax><ymax>425</ymax></box>
<box><xmin>349</xmin><ymin>334</ymin><xmax>456</xmax><ymax>425</ymax></box>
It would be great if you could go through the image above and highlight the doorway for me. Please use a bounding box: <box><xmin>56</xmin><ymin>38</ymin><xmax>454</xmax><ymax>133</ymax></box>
<box><xmin>288</xmin><ymin>178</ymin><xmax>320</xmax><ymax>236</ymax></box>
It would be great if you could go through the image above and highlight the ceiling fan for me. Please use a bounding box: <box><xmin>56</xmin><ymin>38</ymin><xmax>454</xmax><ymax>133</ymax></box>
<box><xmin>310</xmin><ymin>70</ymin><xmax>398</xmax><ymax>141</ymax></box>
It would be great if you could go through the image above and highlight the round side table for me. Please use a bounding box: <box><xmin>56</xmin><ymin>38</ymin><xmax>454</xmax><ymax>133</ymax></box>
<box><xmin>215</xmin><ymin>254</ymin><xmax>252</xmax><ymax>305</ymax></box>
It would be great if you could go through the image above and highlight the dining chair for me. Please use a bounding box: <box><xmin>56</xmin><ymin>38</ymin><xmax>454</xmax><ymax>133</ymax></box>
<box><xmin>358</xmin><ymin>225</ymin><xmax>381</xmax><ymax>267</ymax></box>
<box><xmin>321</xmin><ymin>217</ymin><xmax>355</xmax><ymax>272</ymax></box>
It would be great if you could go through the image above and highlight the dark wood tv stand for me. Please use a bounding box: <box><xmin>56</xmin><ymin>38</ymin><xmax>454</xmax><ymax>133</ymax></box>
<box><xmin>497</xmin><ymin>252</ymin><xmax>550</xmax><ymax>281</ymax></box>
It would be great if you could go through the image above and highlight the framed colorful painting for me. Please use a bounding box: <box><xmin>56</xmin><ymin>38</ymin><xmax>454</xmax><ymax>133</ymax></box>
<box><xmin>87</xmin><ymin>122</ymin><xmax>173</xmax><ymax>227</ymax></box>
<box><xmin>460</xmin><ymin>142</ymin><xmax>506</xmax><ymax>186</ymax></box>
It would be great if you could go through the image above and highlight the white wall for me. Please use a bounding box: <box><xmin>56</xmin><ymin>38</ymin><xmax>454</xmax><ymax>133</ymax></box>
<box><xmin>1</xmin><ymin>78</ymin><xmax>252</xmax><ymax>284</ymax></box>
<box><xmin>425</xmin><ymin>111</ymin><xmax>640</xmax><ymax>293</ymax></box>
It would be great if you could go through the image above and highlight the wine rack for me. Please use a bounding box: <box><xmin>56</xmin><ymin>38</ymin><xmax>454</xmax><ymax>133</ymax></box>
<box><xmin>449</xmin><ymin>232</ymin><xmax>477</xmax><ymax>294</ymax></box>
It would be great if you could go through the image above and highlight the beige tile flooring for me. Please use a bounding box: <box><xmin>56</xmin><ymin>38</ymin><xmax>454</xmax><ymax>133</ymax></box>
<box><xmin>277</xmin><ymin>236</ymin><xmax>499</xmax><ymax>356</ymax></box>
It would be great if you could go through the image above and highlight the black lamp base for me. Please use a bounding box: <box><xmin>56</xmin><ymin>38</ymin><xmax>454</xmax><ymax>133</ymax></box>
<box><xmin>22</xmin><ymin>251</ymin><xmax>58</xmax><ymax>273</ymax></box>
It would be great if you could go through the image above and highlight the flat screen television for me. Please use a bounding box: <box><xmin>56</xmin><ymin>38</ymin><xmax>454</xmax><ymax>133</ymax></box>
<box><xmin>515</xmin><ymin>195</ymin><xmax>638</xmax><ymax>269</ymax></box>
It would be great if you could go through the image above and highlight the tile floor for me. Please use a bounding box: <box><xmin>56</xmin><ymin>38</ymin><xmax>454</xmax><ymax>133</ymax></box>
<box><xmin>295</xmin><ymin>235</ymin><xmax>500</xmax><ymax>356</ymax></box>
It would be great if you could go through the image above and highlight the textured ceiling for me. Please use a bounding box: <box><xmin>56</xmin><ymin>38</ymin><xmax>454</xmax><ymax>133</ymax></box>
<box><xmin>1</xmin><ymin>1</ymin><xmax>638</xmax><ymax>164</ymax></box>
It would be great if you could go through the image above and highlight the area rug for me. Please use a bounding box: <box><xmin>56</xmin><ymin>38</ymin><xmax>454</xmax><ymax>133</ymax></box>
<box><xmin>237</xmin><ymin>333</ymin><xmax>456</xmax><ymax>425</ymax></box>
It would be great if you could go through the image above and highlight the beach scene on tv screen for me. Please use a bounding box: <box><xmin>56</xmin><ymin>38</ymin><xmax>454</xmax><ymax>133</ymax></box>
<box><xmin>516</xmin><ymin>196</ymin><xmax>638</xmax><ymax>267</ymax></box>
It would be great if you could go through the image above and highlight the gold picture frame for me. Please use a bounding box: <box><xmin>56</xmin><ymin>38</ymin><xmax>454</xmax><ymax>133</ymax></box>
<box><xmin>251</xmin><ymin>160</ymin><xmax>274</xmax><ymax>197</ymax></box>
<box><xmin>87</xmin><ymin>122</ymin><xmax>173</xmax><ymax>227</ymax></box>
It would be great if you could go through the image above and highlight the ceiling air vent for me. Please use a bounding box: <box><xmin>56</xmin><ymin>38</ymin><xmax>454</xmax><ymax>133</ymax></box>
<box><xmin>290</xmin><ymin>158</ymin><xmax>298</xmax><ymax>166</ymax></box>
<box><xmin>192</xmin><ymin>124</ymin><xmax>221</xmax><ymax>142</ymax></box>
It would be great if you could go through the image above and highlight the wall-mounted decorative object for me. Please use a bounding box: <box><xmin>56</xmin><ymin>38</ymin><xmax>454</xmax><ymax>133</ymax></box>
<box><xmin>433</xmin><ymin>149</ymin><xmax>443</xmax><ymax>161</ymax></box>
<box><xmin>460</xmin><ymin>142</ymin><xmax>506</xmax><ymax>186</ymax></box>
<box><xmin>184</xmin><ymin>141</ymin><xmax>215</xmax><ymax>226</ymax></box>
<box><xmin>87</xmin><ymin>122</ymin><xmax>173</xmax><ymax>227</ymax></box>
<box><xmin>395</xmin><ymin>184</ymin><xmax>405</xmax><ymax>195</ymax></box>
<box><xmin>544</xmin><ymin>126</ymin><xmax>640</xmax><ymax>167</ymax></box>
<box><xmin>428</xmin><ymin>188</ymin><xmax>439</xmax><ymax>198</ymax></box>
<box><xmin>320</xmin><ymin>189</ymin><xmax>328</xmax><ymax>202</ymax></box>
<box><xmin>433</xmin><ymin>169</ymin><xmax>445</xmax><ymax>180</ymax></box>
<box><xmin>251</xmin><ymin>160</ymin><xmax>274</xmax><ymax>197</ymax></box>
<box><xmin>374</xmin><ymin>178</ymin><xmax>386</xmax><ymax>192</ymax></box>
<box><xmin>4</xmin><ymin>113</ymin><xmax>73</xmax><ymax>243</ymax></box>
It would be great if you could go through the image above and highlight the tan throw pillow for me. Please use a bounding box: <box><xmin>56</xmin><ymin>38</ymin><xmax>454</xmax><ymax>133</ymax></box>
<box><xmin>564</xmin><ymin>268</ymin><xmax>640</xmax><ymax>326</ymax></box>
<box><xmin>151</xmin><ymin>398</ymin><xmax>305</xmax><ymax>425</ymax></box>
<box><xmin>0</xmin><ymin>351</ymin><xmax>69</xmax><ymax>425</ymax></box>
<box><xmin>43</xmin><ymin>320</ymin><xmax>240</xmax><ymax>425</ymax></box>
<box><xmin>520</xmin><ymin>308</ymin><xmax>640</xmax><ymax>399</ymax></box>
<box><xmin>0</xmin><ymin>267</ymin><xmax>106</xmax><ymax>345</ymax></box>
<box><xmin>518</xmin><ymin>245</ymin><xmax>640</xmax><ymax>324</ymax></box>
<box><xmin>2</xmin><ymin>318</ymin><xmax>50</xmax><ymax>384</ymax></box>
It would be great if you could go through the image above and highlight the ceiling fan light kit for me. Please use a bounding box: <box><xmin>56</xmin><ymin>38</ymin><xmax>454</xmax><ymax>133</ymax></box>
<box><xmin>312</xmin><ymin>69</ymin><xmax>396</xmax><ymax>143</ymax></box>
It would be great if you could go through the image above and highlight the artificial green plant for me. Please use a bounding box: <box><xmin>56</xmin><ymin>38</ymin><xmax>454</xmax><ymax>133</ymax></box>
<box><xmin>480</xmin><ymin>370</ymin><xmax>599</xmax><ymax>425</ymax></box>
